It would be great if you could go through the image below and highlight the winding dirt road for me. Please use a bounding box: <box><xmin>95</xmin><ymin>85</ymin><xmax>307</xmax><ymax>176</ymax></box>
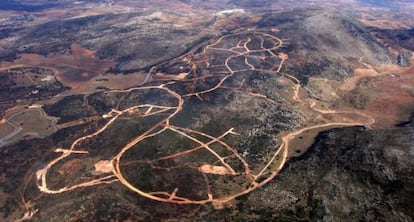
<box><xmin>28</xmin><ymin>30</ymin><xmax>376</xmax><ymax>213</ymax></box>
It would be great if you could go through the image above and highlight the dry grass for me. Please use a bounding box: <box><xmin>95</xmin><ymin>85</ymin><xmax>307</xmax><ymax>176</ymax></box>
<box><xmin>9</xmin><ymin>109</ymin><xmax>55</xmax><ymax>136</ymax></box>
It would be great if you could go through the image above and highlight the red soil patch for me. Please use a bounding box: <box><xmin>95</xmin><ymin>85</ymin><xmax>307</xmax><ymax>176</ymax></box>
<box><xmin>365</xmin><ymin>69</ymin><xmax>414</xmax><ymax>125</ymax></box>
<box><xmin>357</xmin><ymin>9</ymin><xmax>414</xmax><ymax>29</ymax></box>
<box><xmin>344</xmin><ymin>58</ymin><xmax>414</xmax><ymax>127</ymax></box>
<box><xmin>16</xmin><ymin>44</ymin><xmax>115</xmax><ymax>83</ymax></box>
<box><xmin>0</xmin><ymin>45</ymin><xmax>149</xmax><ymax>94</ymax></box>
<box><xmin>340</xmin><ymin>68</ymin><xmax>377</xmax><ymax>91</ymax></box>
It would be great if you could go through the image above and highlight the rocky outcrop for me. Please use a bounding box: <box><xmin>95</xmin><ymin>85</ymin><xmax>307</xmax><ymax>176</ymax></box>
<box><xmin>397</xmin><ymin>50</ymin><xmax>412</xmax><ymax>67</ymax></box>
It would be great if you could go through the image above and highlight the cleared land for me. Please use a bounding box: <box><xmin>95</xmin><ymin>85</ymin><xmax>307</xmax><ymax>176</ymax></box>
<box><xmin>0</xmin><ymin>107</ymin><xmax>58</xmax><ymax>147</ymax></box>
<box><xmin>32</xmin><ymin>31</ymin><xmax>375</xmax><ymax>209</ymax></box>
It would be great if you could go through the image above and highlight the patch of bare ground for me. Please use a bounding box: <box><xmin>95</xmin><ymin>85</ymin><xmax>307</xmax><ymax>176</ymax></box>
<box><xmin>340</xmin><ymin>67</ymin><xmax>377</xmax><ymax>91</ymax></box>
<box><xmin>357</xmin><ymin>10</ymin><xmax>414</xmax><ymax>29</ymax></box>
<box><xmin>94</xmin><ymin>160</ymin><xmax>113</xmax><ymax>174</ymax></box>
<box><xmin>0</xmin><ymin>105</ymin><xmax>58</xmax><ymax>147</ymax></box>
<box><xmin>0</xmin><ymin>45</ymin><xmax>145</xmax><ymax>94</ymax></box>
<box><xmin>364</xmin><ymin>73</ymin><xmax>414</xmax><ymax>126</ymax></box>
<box><xmin>341</xmin><ymin>57</ymin><xmax>414</xmax><ymax>127</ymax></box>
<box><xmin>358</xmin><ymin>18</ymin><xmax>413</xmax><ymax>29</ymax></box>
